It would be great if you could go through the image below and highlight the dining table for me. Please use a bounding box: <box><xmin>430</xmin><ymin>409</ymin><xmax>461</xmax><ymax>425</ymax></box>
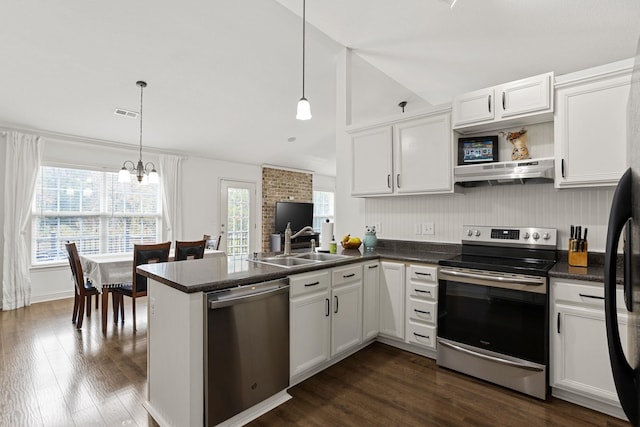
<box><xmin>79</xmin><ymin>249</ymin><xmax>225</xmax><ymax>333</ymax></box>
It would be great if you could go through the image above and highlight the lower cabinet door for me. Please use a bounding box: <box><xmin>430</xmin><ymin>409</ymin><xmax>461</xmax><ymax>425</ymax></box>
<box><xmin>552</xmin><ymin>303</ymin><xmax>628</xmax><ymax>405</ymax></box>
<box><xmin>290</xmin><ymin>289</ymin><xmax>331</xmax><ymax>377</ymax></box>
<box><xmin>380</xmin><ymin>262</ymin><xmax>405</xmax><ymax>339</ymax></box>
<box><xmin>363</xmin><ymin>261</ymin><xmax>380</xmax><ymax>340</ymax></box>
<box><xmin>331</xmin><ymin>281</ymin><xmax>363</xmax><ymax>356</ymax></box>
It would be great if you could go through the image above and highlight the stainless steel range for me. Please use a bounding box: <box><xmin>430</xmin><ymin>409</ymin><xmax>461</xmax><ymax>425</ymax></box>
<box><xmin>437</xmin><ymin>225</ymin><xmax>557</xmax><ymax>400</ymax></box>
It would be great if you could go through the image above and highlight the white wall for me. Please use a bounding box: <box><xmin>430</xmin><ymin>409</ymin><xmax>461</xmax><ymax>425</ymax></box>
<box><xmin>313</xmin><ymin>174</ymin><xmax>335</xmax><ymax>192</ymax></box>
<box><xmin>365</xmin><ymin>184</ymin><xmax>615</xmax><ymax>252</ymax></box>
<box><xmin>3</xmin><ymin>134</ymin><xmax>264</xmax><ymax>303</ymax></box>
<box><xmin>0</xmin><ymin>136</ymin><xmax>5</xmax><ymax>308</ymax></box>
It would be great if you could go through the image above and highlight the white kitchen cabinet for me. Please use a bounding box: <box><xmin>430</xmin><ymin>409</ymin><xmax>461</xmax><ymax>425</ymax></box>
<box><xmin>351</xmin><ymin>126</ymin><xmax>393</xmax><ymax>195</ymax></box>
<box><xmin>554</xmin><ymin>60</ymin><xmax>632</xmax><ymax>188</ymax></box>
<box><xmin>453</xmin><ymin>72</ymin><xmax>553</xmax><ymax>132</ymax></box>
<box><xmin>405</xmin><ymin>264</ymin><xmax>438</xmax><ymax>351</ymax></box>
<box><xmin>350</xmin><ymin>110</ymin><xmax>453</xmax><ymax>197</ymax></box>
<box><xmin>363</xmin><ymin>261</ymin><xmax>381</xmax><ymax>341</ymax></box>
<box><xmin>393</xmin><ymin>114</ymin><xmax>452</xmax><ymax>194</ymax></box>
<box><xmin>331</xmin><ymin>264</ymin><xmax>363</xmax><ymax>356</ymax></box>
<box><xmin>550</xmin><ymin>278</ymin><xmax>628</xmax><ymax>415</ymax></box>
<box><xmin>289</xmin><ymin>270</ymin><xmax>331</xmax><ymax>378</ymax></box>
<box><xmin>379</xmin><ymin>261</ymin><xmax>405</xmax><ymax>339</ymax></box>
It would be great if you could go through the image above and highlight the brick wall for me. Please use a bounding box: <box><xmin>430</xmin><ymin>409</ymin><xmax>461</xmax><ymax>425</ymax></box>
<box><xmin>262</xmin><ymin>167</ymin><xmax>313</xmax><ymax>251</ymax></box>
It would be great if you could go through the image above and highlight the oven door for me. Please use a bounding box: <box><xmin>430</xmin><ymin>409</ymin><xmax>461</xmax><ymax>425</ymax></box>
<box><xmin>437</xmin><ymin>267</ymin><xmax>548</xmax><ymax>365</ymax></box>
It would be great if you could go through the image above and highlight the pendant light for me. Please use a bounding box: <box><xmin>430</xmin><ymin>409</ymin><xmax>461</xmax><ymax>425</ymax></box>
<box><xmin>296</xmin><ymin>0</ymin><xmax>311</xmax><ymax>120</ymax></box>
<box><xmin>118</xmin><ymin>80</ymin><xmax>159</xmax><ymax>184</ymax></box>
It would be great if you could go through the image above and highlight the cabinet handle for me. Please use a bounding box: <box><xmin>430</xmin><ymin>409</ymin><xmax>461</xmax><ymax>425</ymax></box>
<box><xmin>304</xmin><ymin>281</ymin><xmax>320</xmax><ymax>287</ymax></box>
<box><xmin>396</xmin><ymin>174</ymin><xmax>400</xmax><ymax>188</ymax></box>
<box><xmin>325</xmin><ymin>298</ymin><xmax>330</xmax><ymax>317</ymax></box>
<box><xmin>387</xmin><ymin>174</ymin><xmax>391</xmax><ymax>189</ymax></box>
<box><xmin>413</xmin><ymin>332</ymin><xmax>430</xmax><ymax>340</ymax></box>
<box><xmin>343</xmin><ymin>273</ymin><xmax>355</xmax><ymax>278</ymax></box>
<box><xmin>334</xmin><ymin>296</ymin><xmax>339</xmax><ymax>314</ymax></box>
<box><xmin>557</xmin><ymin>312</ymin><xmax>561</xmax><ymax>334</ymax></box>
<box><xmin>561</xmin><ymin>159</ymin><xmax>566</xmax><ymax>179</ymax></box>
<box><xmin>415</xmin><ymin>289</ymin><xmax>432</xmax><ymax>295</ymax></box>
<box><xmin>488</xmin><ymin>94</ymin><xmax>491</xmax><ymax>113</ymax></box>
<box><xmin>368</xmin><ymin>264</ymin><xmax>379</xmax><ymax>269</ymax></box>
<box><xmin>579</xmin><ymin>293</ymin><xmax>605</xmax><ymax>300</ymax></box>
<box><xmin>415</xmin><ymin>272</ymin><xmax>432</xmax><ymax>277</ymax></box>
<box><xmin>502</xmin><ymin>91</ymin><xmax>506</xmax><ymax>110</ymax></box>
<box><xmin>414</xmin><ymin>309</ymin><xmax>430</xmax><ymax>316</ymax></box>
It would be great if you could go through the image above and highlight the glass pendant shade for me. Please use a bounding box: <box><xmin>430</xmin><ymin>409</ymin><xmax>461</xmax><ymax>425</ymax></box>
<box><xmin>296</xmin><ymin>97</ymin><xmax>312</xmax><ymax>120</ymax></box>
<box><xmin>148</xmin><ymin>169</ymin><xmax>159</xmax><ymax>184</ymax></box>
<box><xmin>118</xmin><ymin>167</ymin><xmax>131</xmax><ymax>183</ymax></box>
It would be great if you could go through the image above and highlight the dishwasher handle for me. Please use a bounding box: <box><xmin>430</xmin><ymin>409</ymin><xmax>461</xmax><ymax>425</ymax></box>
<box><xmin>208</xmin><ymin>280</ymin><xmax>289</xmax><ymax>309</ymax></box>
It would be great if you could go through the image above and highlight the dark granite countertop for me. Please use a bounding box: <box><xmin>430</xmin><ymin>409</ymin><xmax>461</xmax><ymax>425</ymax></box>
<box><xmin>137</xmin><ymin>238</ymin><xmax>621</xmax><ymax>293</ymax></box>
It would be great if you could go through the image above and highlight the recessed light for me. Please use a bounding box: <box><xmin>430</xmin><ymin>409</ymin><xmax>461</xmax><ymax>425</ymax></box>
<box><xmin>114</xmin><ymin>108</ymin><xmax>138</xmax><ymax>119</ymax></box>
<box><xmin>287</xmin><ymin>137</ymin><xmax>297</xmax><ymax>143</ymax></box>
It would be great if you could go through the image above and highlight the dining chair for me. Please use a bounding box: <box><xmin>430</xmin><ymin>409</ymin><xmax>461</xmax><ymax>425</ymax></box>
<box><xmin>204</xmin><ymin>234</ymin><xmax>222</xmax><ymax>250</ymax></box>
<box><xmin>175</xmin><ymin>239</ymin><xmax>206</xmax><ymax>261</ymax></box>
<box><xmin>114</xmin><ymin>241</ymin><xmax>171</xmax><ymax>331</ymax></box>
<box><xmin>65</xmin><ymin>242</ymin><xmax>100</xmax><ymax>329</ymax></box>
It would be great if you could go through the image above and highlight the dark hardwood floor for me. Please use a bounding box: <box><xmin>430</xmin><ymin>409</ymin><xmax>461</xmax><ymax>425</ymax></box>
<box><xmin>0</xmin><ymin>297</ymin><xmax>631</xmax><ymax>426</ymax></box>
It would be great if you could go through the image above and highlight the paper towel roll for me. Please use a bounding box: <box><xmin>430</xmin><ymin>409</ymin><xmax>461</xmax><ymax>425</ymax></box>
<box><xmin>320</xmin><ymin>221</ymin><xmax>334</xmax><ymax>251</ymax></box>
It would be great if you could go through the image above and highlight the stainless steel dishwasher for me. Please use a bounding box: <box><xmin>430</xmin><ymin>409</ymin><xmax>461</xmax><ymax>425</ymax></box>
<box><xmin>205</xmin><ymin>279</ymin><xmax>290</xmax><ymax>426</ymax></box>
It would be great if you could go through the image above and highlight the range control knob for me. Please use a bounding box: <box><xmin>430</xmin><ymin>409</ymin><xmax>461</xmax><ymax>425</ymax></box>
<box><xmin>474</xmin><ymin>230</ymin><xmax>481</xmax><ymax>237</ymax></box>
<box><xmin>532</xmin><ymin>232</ymin><xmax>540</xmax><ymax>240</ymax></box>
<box><xmin>523</xmin><ymin>232</ymin><xmax>530</xmax><ymax>239</ymax></box>
<box><xmin>466</xmin><ymin>229</ymin><xmax>473</xmax><ymax>237</ymax></box>
<box><xmin>543</xmin><ymin>232</ymin><xmax>551</xmax><ymax>240</ymax></box>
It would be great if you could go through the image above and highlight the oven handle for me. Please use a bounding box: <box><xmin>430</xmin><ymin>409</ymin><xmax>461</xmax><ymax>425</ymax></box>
<box><xmin>438</xmin><ymin>339</ymin><xmax>544</xmax><ymax>372</ymax></box>
<box><xmin>438</xmin><ymin>268</ymin><xmax>544</xmax><ymax>286</ymax></box>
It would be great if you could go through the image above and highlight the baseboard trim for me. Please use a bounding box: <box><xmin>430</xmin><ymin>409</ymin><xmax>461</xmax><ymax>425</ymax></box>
<box><xmin>216</xmin><ymin>390</ymin><xmax>291</xmax><ymax>427</ymax></box>
<box><xmin>551</xmin><ymin>387</ymin><xmax>628</xmax><ymax>421</ymax></box>
<box><xmin>31</xmin><ymin>290</ymin><xmax>74</xmax><ymax>304</ymax></box>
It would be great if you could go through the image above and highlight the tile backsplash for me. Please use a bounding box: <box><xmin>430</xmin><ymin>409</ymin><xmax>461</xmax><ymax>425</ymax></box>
<box><xmin>365</xmin><ymin>183</ymin><xmax>615</xmax><ymax>252</ymax></box>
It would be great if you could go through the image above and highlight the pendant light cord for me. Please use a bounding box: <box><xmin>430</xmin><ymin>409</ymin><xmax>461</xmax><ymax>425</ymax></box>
<box><xmin>302</xmin><ymin>0</ymin><xmax>306</xmax><ymax>98</ymax></box>
<box><xmin>139</xmin><ymin>83</ymin><xmax>144</xmax><ymax>162</ymax></box>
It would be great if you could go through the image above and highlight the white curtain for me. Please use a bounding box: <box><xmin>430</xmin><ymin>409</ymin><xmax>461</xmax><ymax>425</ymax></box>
<box><xmin>2</xmin><ymin>132</ymin><xmax>44</xmax><ymax>311</ymax></box>
<box><xmin>159</xmin><ymin>155</ymin><xmax>183</xmax><ymax>243</ymax></box>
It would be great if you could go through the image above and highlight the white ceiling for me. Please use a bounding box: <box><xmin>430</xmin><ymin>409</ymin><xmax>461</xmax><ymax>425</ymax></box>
<box><xmin>2</xmin><ymin>1</ymin><xmax>639</xmax><ymax>177</ymax></box>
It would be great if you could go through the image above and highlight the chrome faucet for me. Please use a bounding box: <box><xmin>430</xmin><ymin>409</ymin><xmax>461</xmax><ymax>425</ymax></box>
<box><xmin>283</xmin><ymin>223</ymin><xmax>315</xmax><ymax>256</ymax></box>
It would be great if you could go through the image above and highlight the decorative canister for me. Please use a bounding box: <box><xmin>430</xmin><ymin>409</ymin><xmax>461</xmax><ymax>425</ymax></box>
<box><xmin>363</xmin><ymin>226</ymin><xmax>377</xmax><ymax>252</ymax></box>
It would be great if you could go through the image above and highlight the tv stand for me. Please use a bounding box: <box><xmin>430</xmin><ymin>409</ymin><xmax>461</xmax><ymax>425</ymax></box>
<box><xmin>270</xmin><ymin>232</ymin><xmax>320</xmax><ymax>252</ymax></box>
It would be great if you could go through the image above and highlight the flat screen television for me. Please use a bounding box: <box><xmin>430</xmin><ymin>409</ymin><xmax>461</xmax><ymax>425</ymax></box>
<box><xmin>457</xmin><ymin>135</ymin><xmax>499</xmax><ymax>165</ymax></box>
<box><xmin>275</xmin><ymin>202</ymin><xmax>314</xmax><ymax>234</ymax></box>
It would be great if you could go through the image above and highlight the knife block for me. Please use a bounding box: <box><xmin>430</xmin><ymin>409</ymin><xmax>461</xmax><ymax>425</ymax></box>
<box><xmin>568</xmin><ymin>241</ymin><xmax>588</xmax><ymax>267</ymax></box>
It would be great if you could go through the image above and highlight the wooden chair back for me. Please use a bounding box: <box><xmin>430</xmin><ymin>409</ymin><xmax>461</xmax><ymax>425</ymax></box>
<box><xmin>175</xmin><ymin>239</ymin><xmax>206</xmax><ymax>261</ymax></box>
<box><xmin>65</xmin><ymin>242</ymin><xmax>86</xmax><ymax>296</ymax></box>
<box><xmin>132</xmin><ymin>242</ymin><xmax>171</xmax><ymax>294</ymax></box>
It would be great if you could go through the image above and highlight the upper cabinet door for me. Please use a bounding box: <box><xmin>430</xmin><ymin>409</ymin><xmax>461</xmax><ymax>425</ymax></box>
<box><xmin>452</xmin><ymin>87</ymin><xmax>495</xmax><ymax>127</ymax></box>
<box><xmin>393</xmin><ymin>114</ymin><xmax>452</xmax><ymax>194</ymax></box>
<box><xmin>351</xmin><ymin>126</ymin><xmax>393</xmax><ymax>196</ymax></box>
<box><xmin>554</xmin><ymin>69</ymin><xmax>631</xmax><ymax>188</ymax></box>
<box><xmin>499</xmin><ymin>72</ymin><xmax>553</xmax><ymax>118</ymax></box>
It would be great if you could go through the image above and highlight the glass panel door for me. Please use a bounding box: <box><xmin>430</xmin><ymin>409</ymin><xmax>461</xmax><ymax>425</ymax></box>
<box><xmin>220</xmin><ymin>180</ymin><xmax>256</xmax><ymax>272</ymax></box>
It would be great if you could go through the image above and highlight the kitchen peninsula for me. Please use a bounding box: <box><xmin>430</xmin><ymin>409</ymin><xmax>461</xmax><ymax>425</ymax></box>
<box><xmin>137</xmin><ymin>242</ymin><xmax>622</xmax><ymax>426</ymax></box>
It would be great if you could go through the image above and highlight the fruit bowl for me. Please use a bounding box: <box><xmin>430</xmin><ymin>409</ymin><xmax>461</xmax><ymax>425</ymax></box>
<box><xmin>341</xmin><ymin>240</ymin><xmax>361</xmax><ymax>250</ymax></box>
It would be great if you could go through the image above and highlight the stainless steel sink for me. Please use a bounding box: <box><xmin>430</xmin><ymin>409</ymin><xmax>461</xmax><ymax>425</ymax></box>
<box><xmin>296</xmin><ymin>253</ymin><xmax>352</xmax><ymax>261</ymax></box>
<box><xmin>249</xmin><ymin>252</ymin><xmax>353</xmax><ymax>268</ymax></box>
<box><xmin>250</xmin><ymin>256</ymin><xmax>320</xmax><ymax>268</ymax></box>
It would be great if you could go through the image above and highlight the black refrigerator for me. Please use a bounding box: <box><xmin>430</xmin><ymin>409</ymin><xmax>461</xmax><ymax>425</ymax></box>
<box><xmin>605</xmin><ymin>37</ymin><xmax>640</xmax><ymax>426</ymax></box>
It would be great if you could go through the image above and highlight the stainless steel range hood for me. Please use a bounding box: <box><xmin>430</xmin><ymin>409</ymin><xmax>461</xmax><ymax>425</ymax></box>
<box><xmin>454</xmin><ymin>157</ymin><xmax>555</xmax><ymax>187</ymax></box>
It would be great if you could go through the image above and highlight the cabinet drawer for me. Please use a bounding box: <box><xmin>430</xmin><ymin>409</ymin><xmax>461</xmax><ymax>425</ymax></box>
<box><xmin>406</xmin><ymin>321</ymin><xmax>436</xmax><ymax>350</ymax></box>
<box><xmin>332</xmin><ymin>264</ymin><xmax>363</xmax><ymax>287</ymax></box>
<box><xmin>407</xmin><ymin>298</ymin><xmax>437</xmax><ymax>325</ymax></box>
<box><xmin>552</xmin><ymin>279</ymin><xmax>624</xmax><ymax>309</ymax></box>
<box><xmin>407</xmin><ymin>281</ymin><xmax>438</xmax><ymax>301</ymax></box>
<box><xmin>408</xmin><ymin>265</ymin><xmax>437</xmax><ymax>283</ymax></box>
<box><xmin>290</xmin><ymin>270</ymin><xmax>331</xmax><ymax>297</ymax></box>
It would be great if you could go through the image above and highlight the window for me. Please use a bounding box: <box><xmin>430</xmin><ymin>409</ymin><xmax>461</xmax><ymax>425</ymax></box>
<box><xmin>32</xmin><ymin>166</ymin><xmax>162</xmax><ymax>264</ymax></box>
<box><xmin>312</xmin><ymin>191</ymin><xmax>334</xmax><ymax>233</ymax></box>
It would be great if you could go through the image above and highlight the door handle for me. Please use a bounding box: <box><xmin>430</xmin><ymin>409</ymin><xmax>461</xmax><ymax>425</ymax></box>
<box><xmin>604</xmin><ymin>168</ymin><xmax>637</xmax><ymax>425</ymax></box>
<box><xmin>325</xmin><ymin>298</ymin><xmax>330</xmax><ymax>317</ymax></box>
<box><xmin>334</xmin><ymin>295</ymin><xmax>339</xmax><ymax>314</ymax></box>
<box><xmin>561</xmin><ymin>159</ymin><xmax>566</xmax><ymax>179</ymax></box>
<box><xmin>488</xmin><ymin>94</ymin><xmax>491</xmax><ymax>113</ymax></box>
<box><xmin>396</xmin><ymin>174</ymin><xmax>400</xmax><ymax>188</ymax></box>
<box><xmin>502</xmin><ymin>91</ymin><xmax>506</xmax><ymax>110</ymax></box>
<box><xmin>387</xmin><ymin>174</ymin><xmax>391</xmax><ymax>189</ymax></box>
<box><xmin>368</xmin><ymin>264</ymin><xmax>379</xmax><ymax>269</ymax></box>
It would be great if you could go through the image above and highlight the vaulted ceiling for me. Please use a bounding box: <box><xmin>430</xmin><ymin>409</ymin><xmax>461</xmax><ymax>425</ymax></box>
<box><xmin>1</xmin><ymin>1</ymin><xmax>639</xmax><ymax>176</ymax></box>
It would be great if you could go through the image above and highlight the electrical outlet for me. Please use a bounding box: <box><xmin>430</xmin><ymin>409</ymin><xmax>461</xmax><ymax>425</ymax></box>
<box><xmin>414</xmin><ymin>223</ymin><xmax>422</xmax><ymax>235</ymax></box>
<box><xmin>422</xmin><ymin>222</ymin><xmax>435</xmax><ymax>235</ymax></box>
<box><xmin>150</xmin><ymin>297</ymin><xmax>156</xmax><ymax>316</ymax></box>
<box><xmin>375</xmin><ymin>222</ymin><xmax>381</xmax><ymax>234</ymax></box>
